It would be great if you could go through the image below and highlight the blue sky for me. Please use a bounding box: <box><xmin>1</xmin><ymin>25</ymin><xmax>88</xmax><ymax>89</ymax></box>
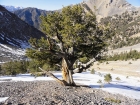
<box><xmin>0</xmin><ymin>0</ymin><xmax>140</xmax><ymax>10</ymax></box>
<box><xmin>0</xmin><ymin>0</ymin><xmax>82</xmax><ymax>10</ymax></box>
<box><xmin>127</xmin><ymin>0</ymin><xmax>140</xmax><ymax>7</ymax></box>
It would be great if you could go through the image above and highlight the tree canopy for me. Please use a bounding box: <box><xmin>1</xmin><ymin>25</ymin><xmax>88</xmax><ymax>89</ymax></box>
<box><xmin>26</xmin><ymin>5</ymin><xmax>108</xmax><ymax>86</ymax></box>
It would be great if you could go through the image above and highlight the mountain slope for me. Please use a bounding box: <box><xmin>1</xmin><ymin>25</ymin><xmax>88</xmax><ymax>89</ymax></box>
<box><xmin>0</xmin><ymin>5</ymin><xmax>46</xmax><ymax>48</ymax></box>
<box><xmin>14</xmin><ymin>8</ymin><xmax>52</xmax><ymax>29</ymax></box>
<box><xmin>82</xmin><ymin>0</ymin><xmax>140</xmax><ymax>20</ymax></box>
<box><xmin>12</xmin><ymin>0</ymin><xmax>140</xmax><ymax>30</ymax></box>
<box><xmin>0</xmin><ymin>5</ymin><xmax>46</xmax><ymax>62</ymax></box>
<box><xmin>100</xmin><ymin>11</ymin><xmax>140</xmax><ymax>49</ymax></box>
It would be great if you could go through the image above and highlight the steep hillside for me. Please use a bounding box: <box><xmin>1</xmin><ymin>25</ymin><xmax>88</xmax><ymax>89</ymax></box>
<box><xmin>0</xmin><ymin>5</ymin><xmax>46</xmax><ymax>62</ymax></box>
<box><xmin>82</xmin><ymin>0</ymin><xmax>140</xmax><ymax>20</ymax></box>
<box><xmin>0</xmin><ymin>5</ymin><xmax>46</xmax><ymax>48</ymax></box>
<box><xmin>0</xmin><ymin>44</ymin><xmax>25</xmax><ymax>63</ymax></box>
<box><xmin>100</xmin><ymin>11</ymin><xmax>140</xmax><ymax>49</ymax></box>
<box><xmin>14</xmin><ymin>8</ymin><xmax>52</xmax><ymax>29</ymax></box>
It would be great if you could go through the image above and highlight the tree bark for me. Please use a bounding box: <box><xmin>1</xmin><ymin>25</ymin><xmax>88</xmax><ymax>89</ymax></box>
<box><xmin>38</xmin><ymin>57</ymin><xmax>96</xmax><ymax>86</ymax></box>
<box><xmin>61</xmin><ymin>58</ymin><xmax>76</xmax><ymax>86</ymax></box>
<box><xmin>39</xmin><ymin>58</ymin><xmax>76</xmax><ymax>86</ymax></box>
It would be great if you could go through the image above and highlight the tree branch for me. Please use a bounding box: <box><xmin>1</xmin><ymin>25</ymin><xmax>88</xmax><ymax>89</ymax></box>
<box><xmin>38</xmin><ymin>48</ymin><xmax>65</xmax><ymax>58</ymax></box>
<box><xmin>38</xmin><ymin>67</ymin><xmax>67</xmax><ymax>86</ymax></box>
<box><xmin>72</xmin><ymin>58</ymin><xmax>96</xmax><ymax>74</ymax></box>
<box><xmin>56</xmin><ymin>29</ymin><xmax>65</xmax><ymax>52</ymax></box>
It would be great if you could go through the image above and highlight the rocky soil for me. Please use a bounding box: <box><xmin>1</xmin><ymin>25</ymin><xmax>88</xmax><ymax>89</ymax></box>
<box><xmin>0</xmin><ymin>81</ymin><xmax>140</xmax><ymax>105</ymax></box>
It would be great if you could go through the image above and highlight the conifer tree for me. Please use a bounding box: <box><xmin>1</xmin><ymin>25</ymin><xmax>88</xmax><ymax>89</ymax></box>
<box><xmin>26</xmin><ymin>5</ymin><xmax>107</xmax><ymax>86</ymax></box>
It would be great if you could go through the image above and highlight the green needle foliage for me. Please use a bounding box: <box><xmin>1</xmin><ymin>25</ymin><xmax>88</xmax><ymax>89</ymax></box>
<box><xmin>104</xmin><ymin>74</ymin><xmax>112</xmax><ymax>83</ymax></box>
<box><xmin>26</xmin><ymin>5</ymin><xmax>108</xmax><ymax>72</ymax></box>
<box><xmin>1</xmin><ymin>61</ymin><xmax>28</xmax><ymax>75</ymax></box>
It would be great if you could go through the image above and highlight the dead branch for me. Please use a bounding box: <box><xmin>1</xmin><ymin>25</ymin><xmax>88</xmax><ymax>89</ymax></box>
<box><xmin>38</xmin><ymin>67</ymin><xmax>67</xmax><ymax>86</ymax></box>
<box><xmin>73</xmin><ymin>58</ymin><xmax>96</xmax><ymax>73</ymax></box>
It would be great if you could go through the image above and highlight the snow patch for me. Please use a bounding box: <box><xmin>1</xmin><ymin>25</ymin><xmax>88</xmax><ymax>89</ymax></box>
<box><xmin>0</xmin><ymin>44</ymin><xmax>25</xmax><ymax>55</ymax></box>
<box><xmin>3</xmin><ymin>5</ymin><xmax>24</xmax><ymax>12</ymax></box>
<box><xmin>0</xmin><ymin>97</ymin><xmax>9</xmax><ymax>103</ymax></box>
<box><xmin>0</xmin><ymin>72</ymin><xmax>140</xmax><ymax>99</ymax></box>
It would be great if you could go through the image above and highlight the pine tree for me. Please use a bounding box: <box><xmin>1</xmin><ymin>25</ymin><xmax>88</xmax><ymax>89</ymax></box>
<box><xmin>26</xmin><ymin>5</ymin><xmax>107</xmax><ymax>86</ymax></box>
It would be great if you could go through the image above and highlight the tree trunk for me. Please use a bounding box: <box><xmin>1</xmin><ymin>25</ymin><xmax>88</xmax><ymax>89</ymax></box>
<box><xmin>39</xmin><ymin>58</ymin><xmax>76</xmax><ymax>86</ymax></box>
<box><xmin>61</xmin><ymin>58</ymin><xmax>76</xmax><ymax>86</ymax></box>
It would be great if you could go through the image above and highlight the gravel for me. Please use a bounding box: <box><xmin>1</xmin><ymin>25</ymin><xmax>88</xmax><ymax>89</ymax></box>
<box><xmin>0</xmin><ymin>81</ymin><xmax>139</xmax><ymax>105</ymax></box>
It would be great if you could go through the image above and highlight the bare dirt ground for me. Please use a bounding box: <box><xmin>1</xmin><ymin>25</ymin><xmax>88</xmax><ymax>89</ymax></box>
<box><xmin>91</xmin><ymin>59</ymin><xmax>140</xmax><ymax>77</ymax></box>
<box><xmin>96</xmin><ymin>40</ymin><xmax>140</xmax><ymax>77</ymax></box>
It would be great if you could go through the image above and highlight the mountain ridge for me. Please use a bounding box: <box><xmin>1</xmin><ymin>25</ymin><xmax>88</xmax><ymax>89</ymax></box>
<box><xmin>3</xmin><ymin>5</ymin><xmax>24</xmax><ymax>12</ymax></box>
<box><xmin>11</xmin><ymin>0</ymin><xmax>140</xmax><ymax>30</ymax></box>
<box><xmin>14</xmin><ymin>7</ymin><xmax>52</xmax><ymax>30</ymax></box>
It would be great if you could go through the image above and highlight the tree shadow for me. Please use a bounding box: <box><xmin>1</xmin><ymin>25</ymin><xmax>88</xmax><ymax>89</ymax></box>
<box><xmin>90</xmin><ymin>83</ymin><xmax>140</xmax><ymax>91</ymax></box>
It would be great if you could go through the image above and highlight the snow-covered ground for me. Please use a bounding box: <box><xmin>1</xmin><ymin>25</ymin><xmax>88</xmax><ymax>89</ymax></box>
<box><xmin>0</xmin><ymin>97</ymin><xmax>9</xmax><ymax>103</ymax></box>
<box><xmin>0</xmin><ymin>71</ymin><xmax>140</xmax><ymax>102</ymax></box>
<box><xmin>0</xmin><ymin>44</ymin><xmax>25</xmax><ymax>56</ymax></box>
<box><xmin>0</xmin><ymin>43</ymin><xmax>26</xmax><ymax>63</ymax></box>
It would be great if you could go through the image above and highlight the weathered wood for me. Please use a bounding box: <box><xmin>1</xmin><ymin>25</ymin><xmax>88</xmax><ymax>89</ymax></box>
<box><xmin>39</xmin><ymin>67</ymin><xmax>68</xmax><ymax>86</ymax></box>
<box><xmin>61</xmin><ymin>58</ymin><xmax>76</xmax><ymax>86</ymax></box>
<box><xmin>73</xmin><ymin>58</ymin><xmax>96</xmax><ymax>73</ymax></box>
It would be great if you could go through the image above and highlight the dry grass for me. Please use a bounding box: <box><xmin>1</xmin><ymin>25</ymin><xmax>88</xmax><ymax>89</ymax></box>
<box><xmin>91</xmin><ymin>60</ymin><xmax>140</xmax><ymax>77</ymax></box>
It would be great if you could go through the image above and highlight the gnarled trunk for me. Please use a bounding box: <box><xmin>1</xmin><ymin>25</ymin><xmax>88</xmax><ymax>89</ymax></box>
<box><xmin>38</xmin><ymin>58</ymin><xmax>76</xmax><ymax>86</ymax></box>
<box><xmin>39</xmin><ymin>57</ymin><xmax>96</xmax><ymax>86</ymax></box>
<box><xmin>61</xmin><ymin>58</ymin><xmax>76</xmax><ymax>86</ymax></box>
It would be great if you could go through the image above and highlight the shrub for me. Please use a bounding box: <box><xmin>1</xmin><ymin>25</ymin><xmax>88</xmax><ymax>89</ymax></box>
<box><xmin>104</xmin><ymin>50</ymin><xmax>140</xmax><ymax>61</ymax></box>
<box><xmin>126</xmin><ymin>76</ymin><xmax>129</xmax><ymax>78</ymax></box>
<box><xmin>98</xmin><ymin>72</ymin><xmax>102</xmax><ymax>77</ymax></box>
<box><xmin>90</xmin><ymin>69</ymin><xmax>95</xmax><ymax>74</ymax></box>
<box><xmin>115</xmin><ymin>77</ymin><xmax>121</xmax><ymax>80</ymax></box>
<box><xmin>128</xmin><ymin>62</ymin><xmax>132</xmax><ymax>64</ymax></box>
<box><xmin>104</xmin><ymin>73</ymin><xmax>112</xmax><ymax>83</ymax></box>
<box><xmin>105</xmin><ymin>98</ymin><xmax>121</xmax><ymax>104</ymax></box>
<box><xmin>1</xmin><ymin>61</ymin><xmax>28</xmax><ymax>75</ymax></box>
<box><xmin>79</xmin><ymin>57</ymin><xmax>88</xmax><ymax>63</ymax></box>
<box><xmin>99</xmin><ymin>61</ymin><xmax>103</xmax><ymax>63</ymax></box>
<box><xmin>97</xmin><ymin>79</ymin><xmax>102</xmax><ymax>83</ymax></box>
<box><xmin>106</xmin><ymin>62</ymin><xmax>109</xmax><ymax>64</ymax></box>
